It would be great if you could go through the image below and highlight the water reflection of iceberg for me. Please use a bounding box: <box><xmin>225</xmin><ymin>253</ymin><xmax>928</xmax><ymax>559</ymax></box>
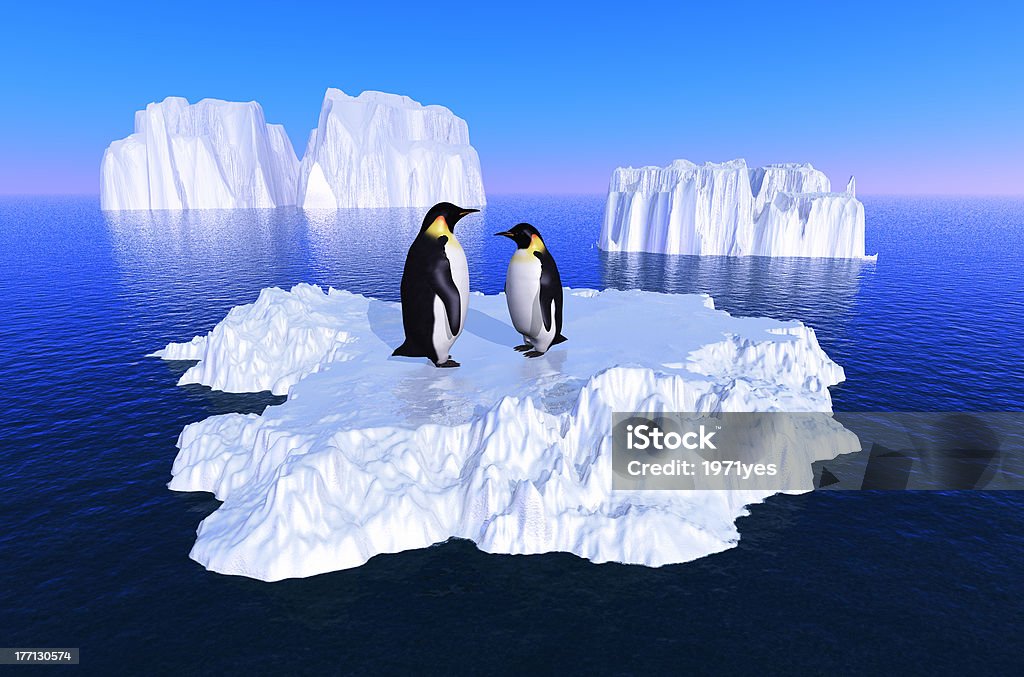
<box><xmin>600</xmin><ymin>251</ymin><xmax>870</xmax><ymax>327</ymax></box>
<box><xmin>303</xmin><ymin>207</ymin><xmax>420</xmax><ymax>301</ymax></box>
<box><xmin>303</xmin><ymin>205</ymin><xmax>504</xmax><ymax>300</ymax></box>
<box><xmin>103</xmin><ymin>207</ymin><xmax>311</xmax><ymax>296</ymax></box>
<box><xmin>104</xmin><ymin>207</ymin><xmax>314</xmax><ymax>413</ymax></box>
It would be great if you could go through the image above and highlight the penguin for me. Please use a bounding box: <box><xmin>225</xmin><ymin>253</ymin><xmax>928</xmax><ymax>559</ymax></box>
<box><xmin>393</xmin><ymin>202</ymin><xmax>479</xmax><ymax>367</ymax></box>
<box><xmin>494</xmin><ymin>223</ymin><xmax>568</xmax><ymax>357</ymax></box>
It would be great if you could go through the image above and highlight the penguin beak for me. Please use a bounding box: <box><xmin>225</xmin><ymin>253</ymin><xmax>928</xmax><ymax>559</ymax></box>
<box><xmin>459</xmin><ymin>208</ymin><xmax>480</xmax><ymax>217</ymax></box>
<box><xmin>494</xmin><ymin>231</ymin><xmax>513</xmax><ymax>238</ymax></box>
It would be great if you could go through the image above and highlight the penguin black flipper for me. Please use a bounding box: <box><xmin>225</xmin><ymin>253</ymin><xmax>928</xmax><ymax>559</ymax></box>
<box><xmin>535</xmin><ymin>250</ymin><xmax>563</xmax><ymax>335</ymax></box>
<box><xmin>430</xmin><ymin>255</ymin><xmax>463</xmax><ymax>337</ymax></box>
<box><xmin>392</xmin><ymin>237</ymin><xmax>438</xmax><ymax>359</ymax></box>
<box><xmin>551</xmin><ymin>275</ymin><xmax>567</xmax><ymax>345</ymax></box>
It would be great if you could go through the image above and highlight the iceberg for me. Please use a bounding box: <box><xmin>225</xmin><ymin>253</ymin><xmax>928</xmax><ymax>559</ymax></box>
<box><xmin>296</xmin><ymin>89</ymin><xmax>486</xmax><ymax>209</ymax></box>
<box><xmin>100</xmin><ymin>89</ymin><xmax>487</xmax><ymax>211</ymax></box>
<box><xmin>756</xmin><ymin>190</ymin><xmax>866</xmax><ymax>258</ymax></box>
<box><xmin>154</xmin><ymin>284</ymin><xmax>853</xmax><ymax>581</ymax></box>
<box><xmin>600</xmin><ymin>159</ymin><xmax>869</xmax><ymax>258</ymax></box>
<box><xmin>100</xmin><ymin>97</ymin><xmax>300</xmax><ymax>211</ymax></box>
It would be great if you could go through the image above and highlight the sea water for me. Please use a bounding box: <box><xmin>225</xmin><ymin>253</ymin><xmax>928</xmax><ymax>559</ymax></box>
<box><xmin>0</xmin><ymin>195</ymin><xmax>1020</xmax><ymax>672</ymax></box>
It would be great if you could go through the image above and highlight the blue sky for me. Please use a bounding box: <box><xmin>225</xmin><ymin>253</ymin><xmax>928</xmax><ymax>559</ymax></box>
<box><xmin>1</xmin><ymin>0</ymin><xmax>1021</xmax><ymax>195</ymax></box>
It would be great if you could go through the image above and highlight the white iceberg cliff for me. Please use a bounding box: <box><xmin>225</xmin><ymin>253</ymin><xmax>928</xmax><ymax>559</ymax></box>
<box><xmin>101</xmin><ymin>89</ymin><xmax>487</xmax><ymax>211</ymax></box>
<box><xmin>154</xmin><ymin>284</ymin><xmax>854</xmax><ymax>581</ymax></box>
<box><xmin>297</xmin><ymin>89</ymin><xmax>486</xmax><ymax>209</ymax></box>
<box><xmin>100</xmin><ymin>97</ymin><xmax>300</xmax><ymax>210</ymax></box>
<box><xmin>600</xmin><ymin>159</ymin><xmax>869</xmax><ymax>258</ymax></box>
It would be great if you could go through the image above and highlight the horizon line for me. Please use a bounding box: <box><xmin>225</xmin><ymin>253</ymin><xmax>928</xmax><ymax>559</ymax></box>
<box><xmin>2</xmin><ymin>191</ymin><xmax>1024</xmax><ymax>199</ymax></box>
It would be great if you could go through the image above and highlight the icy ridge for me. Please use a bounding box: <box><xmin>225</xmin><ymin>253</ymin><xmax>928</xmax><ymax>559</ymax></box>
<box><xmin>155</xmin><ymin>284</ymin><xmax>850</xmax><ymax>581</ymax></box>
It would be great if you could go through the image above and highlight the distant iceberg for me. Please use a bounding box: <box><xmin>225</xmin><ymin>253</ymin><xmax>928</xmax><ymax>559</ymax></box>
<box><xmin>297</xmin><ymin>89</ymin><xmax>486</xmax><ymax>209</ymax></box>
<box><xmin>600</xmin><ymin>159</ymin><xmax>869</xmax><ymax>258</ymax></box>
<box><xmin>154</xmin><ymin>284</ymin><xmax>853</xmax><ymax>581</ymax></box>
<box><xmin>101</xmin><ymin>90</ymin><xmax>486</xmax><ymax>211</ymax></box>
<box><xmin>100</xmin><ymin>97</ymin><xmax>300</xmax><ymax>210</ymax></box>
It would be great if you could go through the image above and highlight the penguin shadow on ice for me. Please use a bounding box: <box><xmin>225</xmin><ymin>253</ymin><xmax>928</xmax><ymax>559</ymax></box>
<box><xmin>461</xmin><ymin>308</ymin><xmax>521</xmax><ymax>347</ymax></box>
<box><xmin>366</xmin><ymin>299</ymin><xmax>405</xmax><ymax>348</ymax></box>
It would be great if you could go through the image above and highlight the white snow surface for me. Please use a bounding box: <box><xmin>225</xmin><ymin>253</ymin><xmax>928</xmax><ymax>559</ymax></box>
<box><xmin>100</xmin><ymin>97</ymin><xmax>300</xmax><ymax>210</ymax></box>
<box><xmin>155</xmin><ymin>284</ymin><xmax>852</xmax><ymax>581</ymax></box>
<box><xmin>297</xmin><ymin>89</ymin><xmax>486</xmax><ymax>209</ymax></box>
<box><xmin>600</xmin><ymin>159</ymin><xmax>870</xmax><ymax>258</ymax></box>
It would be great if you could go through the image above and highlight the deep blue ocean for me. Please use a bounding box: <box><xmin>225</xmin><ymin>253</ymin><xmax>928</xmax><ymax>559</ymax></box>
<box><xmin>0</xmin><ymin>195</ymin><xmax>1021</xmax><ymax>673</ymax></box>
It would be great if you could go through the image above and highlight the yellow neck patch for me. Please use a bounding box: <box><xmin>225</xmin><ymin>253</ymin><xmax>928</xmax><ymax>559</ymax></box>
<box><xmin>528</xmin><ymin>233</ymin><xmax>546</xmax><ymax>253</ymax></box>
<box><xmin>425</xmin><ymin>216</ymin><xmax>461</xmax><ymax>249</ymax></box>
<box><xmin>425</xmin><ymin>216</ymin><xmax>451</xmax><ymax>240</ymax></box>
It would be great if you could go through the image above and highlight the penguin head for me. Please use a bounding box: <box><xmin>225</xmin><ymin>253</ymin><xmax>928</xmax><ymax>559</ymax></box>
<box><xmin>495</xmin><ymin>222</ymin><xmax>545</xmax><ymax>250</ymax></box>
<box><xmin>421</xmin><ymin>202</ymin><xmax>479</xmax><ymax>237</ymax></box>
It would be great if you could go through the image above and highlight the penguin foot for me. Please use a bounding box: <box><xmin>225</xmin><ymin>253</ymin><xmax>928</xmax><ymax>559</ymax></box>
<box><xmin>524</xmin><ymin>350</ymin><xmax>545</xmax><ymax>358</ymax></box>
<box><xmin>513</xmin><ymin>344</ymin><xmax>532</xmax><ymax>352</ymax></box>
<box><xmin>435</xmin><ymin>359</ymin><xmax>461</xmax><ymax>368</ymax></box>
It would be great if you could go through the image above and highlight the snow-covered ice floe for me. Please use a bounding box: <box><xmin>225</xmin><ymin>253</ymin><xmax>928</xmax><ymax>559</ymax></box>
<box><xmin>154</xmin><ymin>284</ymin><xmax>853</xmax><ymax>581</ymax></box>
<box><xmin>101</xmin><ymin>97</ymin><xmax>300</xmax><ymax>211</ymax></box>
<box><xmin>601</xmin><ymin>159</ymin><xmax>873</xmax><ymax>259</ymax></box>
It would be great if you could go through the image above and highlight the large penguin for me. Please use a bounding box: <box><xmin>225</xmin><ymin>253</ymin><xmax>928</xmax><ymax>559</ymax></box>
<box><xmin>393</xmin><ymin>202</ymin><xmax>479</xmax><ymax>367</ymax></box>
<box><xmin>495</xmin><ymin>223</ymin><xmax>568</xmax><ymax>357</ymax></box>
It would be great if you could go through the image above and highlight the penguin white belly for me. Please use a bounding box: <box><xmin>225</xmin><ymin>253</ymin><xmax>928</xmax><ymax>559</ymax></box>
<box><xmin>505</xmin><ymin>251</ymin><xmax>555</xmax><ymax>351</ymax></box>
<box><xmin>529</xmin><ymin>309</ymin><xmax>557</xmax><ymax>352</ymax></box>
<box><xmin>431</xmin><ymin>239</ymin><xmax>469</xmax><ymax>362</ymax></box>
<box><xmin>448</xmin><ymin>240</ymin><xmax>470</xmax><ymax>331</ymax></box>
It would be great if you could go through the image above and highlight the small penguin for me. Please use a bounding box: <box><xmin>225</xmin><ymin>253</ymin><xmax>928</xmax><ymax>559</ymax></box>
<box><xmin>495</xmin><ymin>223</ymin><xmax>568</xmax><ymax>357</ymax></box>
<box><xmin>393</xmin><ymin>202</ymin><xmax>479</xmax><ymax>367</ymax></box>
